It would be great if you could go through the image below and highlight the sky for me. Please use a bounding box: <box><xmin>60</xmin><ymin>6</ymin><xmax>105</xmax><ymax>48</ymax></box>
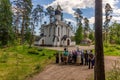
<box><xmin>11</xmin><ymin>0</ymin><xmax>120</xmax><ymax>35</ymax></box>
<box><xmin>32</xmin><ymin>0</ymin><xmax>120</xmax><ymax>25</ymax></box>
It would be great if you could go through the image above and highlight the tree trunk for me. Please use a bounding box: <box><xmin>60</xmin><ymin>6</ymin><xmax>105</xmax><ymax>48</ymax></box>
<box><xmin>21</xmin><ymin>17</ymin><xmax>25</xmax><ymax>45</ymax></box>
<box><xmin>94</xmin><ymin>0</ymin><xmax>105</xmax><ymax>80</ymax></box>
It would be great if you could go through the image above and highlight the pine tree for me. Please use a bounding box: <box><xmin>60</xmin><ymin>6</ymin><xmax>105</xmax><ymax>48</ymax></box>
<box><xmin>32</xmin><ymin>4</ymin><xmax>44</xmax><ymax>33</ymax></box>
<box><xmin>75</xmin><ymin>24</ymin><xmax>83</xmax><ymax>44</ymax></box>
<box><xmin>13</xmin><ymin>0</ymin><xmax>32</xmax><ymax>44</ymax></box>
<box><xmin>0</xmin><ymin>0</ymin><xmax>13</xmax><ymax>46</ymax></box>
<box><xmin>89</xmin><ymin>31</ymin><xmax>94</xmax><ymax>41</ymax></box>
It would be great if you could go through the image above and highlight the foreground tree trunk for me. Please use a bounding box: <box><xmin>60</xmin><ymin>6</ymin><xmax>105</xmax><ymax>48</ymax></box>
<box><xmin>94</xmin><ymin>0</ymin><xmax>105</xmax><ymax>80</ymax></box>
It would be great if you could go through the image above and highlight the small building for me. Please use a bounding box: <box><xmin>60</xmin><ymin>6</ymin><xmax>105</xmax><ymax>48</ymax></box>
<box><xmin>34</xmin><ymin>5</ymin><xmax>75</xmax><ymax>46</ymax></box>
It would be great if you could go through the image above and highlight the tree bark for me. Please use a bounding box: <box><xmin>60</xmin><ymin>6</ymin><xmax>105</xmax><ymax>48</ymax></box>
<box><xmin>21</xmin><ymin>16</ymin><xmax>25</xmax><ymax>45</ymax></box>
<box><xmin>94</xmin><ymin>0</ymin><xmax>105</xmax><ymax>80</ymax></box>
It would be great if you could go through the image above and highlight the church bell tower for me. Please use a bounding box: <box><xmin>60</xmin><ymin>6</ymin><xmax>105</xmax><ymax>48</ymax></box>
<box><xmin>55</xmin><ymin>4</ymin><xmax>63</xmax><ymax>21</ymax></box>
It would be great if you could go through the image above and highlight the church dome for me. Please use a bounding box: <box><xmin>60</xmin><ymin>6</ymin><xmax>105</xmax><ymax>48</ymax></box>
<box><xmin>55</xmin><ymin>4</ymin><xmax>62</xmax><ymax>15</ymax></box>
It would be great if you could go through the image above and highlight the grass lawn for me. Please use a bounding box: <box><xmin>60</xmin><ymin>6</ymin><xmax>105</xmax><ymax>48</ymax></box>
<box><xmin>104</xmin><ymin>44</ymin><xmax>120</xmax><ymax>56</ymax></box>
<box><xmin>0</xmin><ymin>45</ymin><xmax>57</xmax><ymax>80</ymax></box>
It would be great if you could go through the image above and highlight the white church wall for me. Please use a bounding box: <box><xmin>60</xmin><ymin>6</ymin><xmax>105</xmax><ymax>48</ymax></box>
<box><xmin>57</xmin><ymin>42</ymin><xmax>60</xmax><ymax>46</ymax></box>
<box><xmin>34</xmin><ymin>37</ymin><xmax>45</xmax><ymax>46</ymax></box>
<box><xmin>57</xmin><ymin>25</ymin><xmax>62</xmax><ymax>37</ymax></box>
<box><xmin>70</xmin><ymin>42</ymin><xmax>76</xmax><ymax>46</ymax></box>
<box><xmin>51</xmin><ymin>26</ymin><xmax>54</xmax><ymax>36</ymax></box>
<box><xmin>53</xmin><ymin>38</ymin><xmax>58</xmax><ymax>46</ymax></box>
<box><xmin>45</xmin><ymin>36</ymin><xmax>54</xmax><ymax>46</ymax></box>
<box><xmin>63</xmin><ymin>26</ymin><xmax>66</xmax><ymax>35</ymax></box>
<box><xmin>55</xmin><ymin>15</ymin><xmax>61</xmax><ymax>21</ymax></box>
<box><xmin>43</xmin><ymin>27</ymin><xmax>48</xmax><ymax>37</ymax></box>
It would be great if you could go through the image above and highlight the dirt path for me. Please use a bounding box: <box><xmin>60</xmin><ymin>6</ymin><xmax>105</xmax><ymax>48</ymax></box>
<box><xmin>43</xmin><ymin>45</ymin><xmax>94</xmax><ymax>51</ymax></box>
<box><xmin>29</xmin><ymin>56</ymin><xmax>120</xmax><ymax>80</ymax></box>
<box><xmin>29</xmin><ymin>46</ymin><xmax>119</xmax><ymax>80</ymax></box>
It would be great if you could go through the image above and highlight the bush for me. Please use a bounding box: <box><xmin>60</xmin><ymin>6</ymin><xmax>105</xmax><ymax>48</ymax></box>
<box><xmin>109</xmin><ymin>48</ymin><xmax>115</xmax><ymax>52</ymax></box>
<box><xmin>37</xmin><ymin>48</ymin><xmax>43</xmax><ymax>51</ymax></box>
<box><xmin>0</xmin><ymin>52</ymin><xmax>8</xmax><ymax>63</ymax></box>
<box><xmin>104</xmin><ymin>43</ymin><xmax>110</xmax><ymax>48</ymax></box>
<box><xmin>28</xmin><ymin>50</ymin><xmax>39</xmax><ymax>55</ymax></box>
<box><xmin>41</xmin><ymin>53</ymin><xmax>45</xmax><ymax>56</ymax></box>
<box><xmin>115</xmin><ymin>46</ymin><xmax>120</xmax><ymax>50</ymax></box>
<box><xmin>48</xmin><ymin>55</ymin><xmax>52</xmax><ymax>59</ymax></box>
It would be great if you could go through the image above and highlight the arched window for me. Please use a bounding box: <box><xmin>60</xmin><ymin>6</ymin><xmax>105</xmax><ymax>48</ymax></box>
<box><xmin>61</xmin><ymin>26</ymin><xmax>63</xmax><ymax>36</ymax></box>
<box><xmin>49</xmin><ymin>27</ymin><xmax>51</xmax><ymax>36</ymax></box>
<box><xmin>42</xmin><ymin>39</ymin><xmax>44</xmax><ymax>45</ymax></box>
<box><xmin>58</xmin><ymin>27</ymin><xmax>60</xmax><ymax>36</ymax></box>
<box><xmin>67</xmin><ymin>39</ymin><xmax>70</xmax><ymax>46</ymax></box>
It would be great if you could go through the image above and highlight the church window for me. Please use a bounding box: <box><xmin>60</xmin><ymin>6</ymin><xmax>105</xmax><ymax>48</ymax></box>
<box><xmin>49</xmin><ymin>27</ymin><xmax>51</xmax><ymax>36</ymax></box>
<box><xmin>58</xmin><ymin>27</ymin><xmax>60</xmax><ymax>36</ymax></box>
<box><xmin>68</xmin><ymin>29</ymin><xmax>69</xmax><ymax>36</ymax></box>
<box><xmin>61</xmin><ymin>26</ymin><xmax>63</xmax><ymax>36</ymax></box>
<box><xmin>42</xmin><ymin>39</ymin><xmax>44</xmax><ymax>45</ymax></box>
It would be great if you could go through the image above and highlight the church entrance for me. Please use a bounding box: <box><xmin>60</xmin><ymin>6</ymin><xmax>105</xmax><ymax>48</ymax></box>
<box><xmin>42</xmin><ymin>39</ymin><xmax>44</xmax><ymax>46</ymax></box>
<box><xmin>67</xmin><ymin>39</ymin><xmax>70</xmax><ymax>46</ymax></box>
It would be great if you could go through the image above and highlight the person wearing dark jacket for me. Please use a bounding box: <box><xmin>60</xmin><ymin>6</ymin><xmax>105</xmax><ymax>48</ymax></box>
<box><xmin>80</xmin><ymin>50</ymin><xmax>84</xmax><ymax>65</ymax></box>
<box><xmin>55</xmin><ymin>52</ymin><xmax>59</xmax><ymax>63</ymax></box>
<box><xmin>88</xmin><ymin>50</ymin><xmax>94</xmax><ymax>69</ymax></box>
<box><xmin>84</xmin><ymin>50</ymin><xmax>88</xmax><ymax>65</ymax></box>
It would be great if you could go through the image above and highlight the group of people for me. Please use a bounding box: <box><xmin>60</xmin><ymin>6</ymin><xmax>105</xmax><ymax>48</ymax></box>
<box><xmin>55</xmin><ymin>47</ymin><xmax>95</xmax><ymax>69</ymax></box>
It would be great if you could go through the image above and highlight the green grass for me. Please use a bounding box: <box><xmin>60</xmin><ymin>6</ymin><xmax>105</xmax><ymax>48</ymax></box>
<box><xmin>0</xmin><ymin>45</ymin><xmax>57</xmax><ymax>80</ymax></box>
<box><xmin>104</xmin><ymin>44</ymin><xmax>120</xmax><ymax>56</ymax></box>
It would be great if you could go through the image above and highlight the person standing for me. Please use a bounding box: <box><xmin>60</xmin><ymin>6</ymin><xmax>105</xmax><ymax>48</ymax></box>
<box><xmin>72</xmin><ymin>50</ymin><xmax>77</xmax><ymax>64</ymax></box>
<box><xmin>61</xmin><ymin>53</ymin><xmax>64</xmax><ymax>63</ymax></box>
<box><xmin>88</xmin><ymin>50</ymin><xmax>94</xmax><ymax>69</ymax></box>
<box><xmin>80</xmin><ymin>50</ymin><xmax>84</xmax><ymax>65</ymax></box>
<box><xmin>76</xmin><ymin>49</ymin><xmax>81</xmax><ymax>65</ymax></box>
<box><xmin>84</xmin><ymin>50</ymin><xmax>88</xmax><ymax>65</ymax></box>
<box><xmin>68</xmin><ymin>51</ymin><xmax>73</xmax><ymax>64</ymax></box>
<box><xmin>63</xmin><ymin>48</ymin><xmax>69</xmax><ymax>64</ymax></box>
<box><xmin>55</xmin><ymin>52</ymin><xmax>59</xmax><ymax>63</ymax></box>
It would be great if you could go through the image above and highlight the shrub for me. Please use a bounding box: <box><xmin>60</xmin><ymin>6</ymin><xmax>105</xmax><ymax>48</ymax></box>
<box><xmin>37</xmin><ymin>48</ymin><xmax>43</xmax><ymax>51</ymax></box>
<box><xmin>109</xmin><ymin>48</ymin><xmax>115</xmax><ymax>52</ymax></box>
<box><xmin>104</xmin><ymin>43</ymin><xmax>110</xmax><ymax>48</ymax></box>
<box><xmin>41</xmin><ymin>53</ymin><xmax>45</xmax><ymax>56</ymax></box>
<box><xmin>28</xmin><ymin>50</ymin><xmax>39</xmax><ymax>55</ymax></box>
<box><xmin>0</xmin><ymin>52</ymin><xmax>8</xmax><ymax>63</ymax></box>
<box><xmin>48</xmin><ymin>55</ymin><xmax>52</xmax><ymax>59</ymax></box>
<box><xmin>115</xmin><ymin>46</ymin><xmax>120</xmax><ymax>50</ymax></box>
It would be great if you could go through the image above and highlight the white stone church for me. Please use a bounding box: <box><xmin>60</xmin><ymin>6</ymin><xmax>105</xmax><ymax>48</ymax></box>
<box><xmin>34</xmin><ymin>5</ymin><xmax>75</xmax><ymax>46</ymax></box>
